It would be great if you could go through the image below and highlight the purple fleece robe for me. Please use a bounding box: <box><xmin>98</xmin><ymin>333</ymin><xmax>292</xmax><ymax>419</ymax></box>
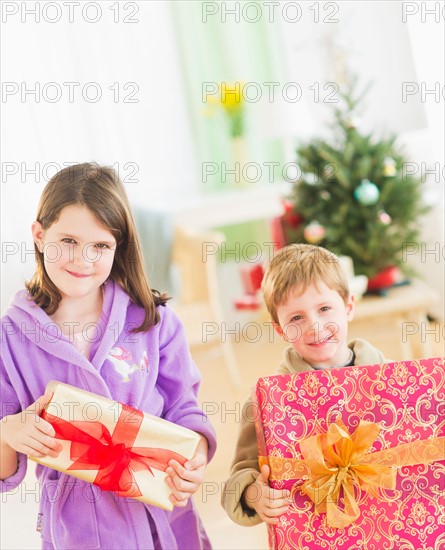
<box><xmin>0</xmin><ymin>279</ymin><xmax>216</xmax><ymax>549</ymax></box>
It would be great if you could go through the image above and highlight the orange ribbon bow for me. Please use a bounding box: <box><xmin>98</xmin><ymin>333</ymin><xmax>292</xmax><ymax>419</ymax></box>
<box><xmin>260</xmin><ymin>419</ymin><xmax>445</xmax><ymax>529</ymax></box>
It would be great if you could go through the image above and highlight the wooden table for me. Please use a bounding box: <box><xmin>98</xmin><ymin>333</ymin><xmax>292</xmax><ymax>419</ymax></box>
<box><xmin>350</xmin><ymin>280</ymin><xmax>442</xmax><ymax>360</ymax></box>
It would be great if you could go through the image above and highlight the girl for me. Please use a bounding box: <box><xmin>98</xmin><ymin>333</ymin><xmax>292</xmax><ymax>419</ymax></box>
<box><xmin>0</xmin><ymin>163</ymin><xmax>216</xmax><ymax>549</ymax></box>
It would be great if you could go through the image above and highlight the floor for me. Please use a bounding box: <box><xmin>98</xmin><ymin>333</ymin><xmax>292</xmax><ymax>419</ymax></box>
<box><xmin>1</xmin><ymin>318</ymin><xmax>443</xmax><ymax>550</ymax></box>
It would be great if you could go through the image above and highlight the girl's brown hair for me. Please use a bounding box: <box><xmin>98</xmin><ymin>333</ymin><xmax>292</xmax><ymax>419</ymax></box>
<box><xmin>26</xmin><ymin>162</ymin><xmax>169</xmax><ymax>332</ymax></box>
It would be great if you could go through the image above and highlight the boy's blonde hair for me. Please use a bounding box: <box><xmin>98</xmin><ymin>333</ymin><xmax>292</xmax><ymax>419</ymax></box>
<box><xmin>261</xmin><ymin>244</ymin><xmax>350</xmax><ymax>325</ymax></box>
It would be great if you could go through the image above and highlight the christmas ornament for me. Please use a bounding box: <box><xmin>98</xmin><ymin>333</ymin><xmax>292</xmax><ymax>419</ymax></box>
<box><xmin>320</xmin><ymin>191</ymin><xmax>331</xmax><ymax>200</ymax></box>
<box><xmin>304</xmin><ymin>172</ymin><xmax>319</xmax><ymax>185</ymax></box>
<box><xmin>378</xmin><ymin>210</ymin><xmax>392</xmax><ymax>225</ymax></box>
<box><xmin>345</xmin><ymin>116</ymin><xmax>361</xmax><ymax>129</ymax></box>
<box><xmin>282</xmin><ymin>200</ymin><xmax>301</xmax><ymax>227</ymax></box>
<box><xmin>354</xmin><ymin>179</ymin><xmax>380</xmax><ymax>205</ymax></box>
<box><xmin>383</xmin><ymin>157</ymin><xmax>397</xmax><ymax>177</ymax></box>
<box><xmin>304</xmin><ymin>220</ymin><xmax>326</xmax><ymax>244</ymax></box>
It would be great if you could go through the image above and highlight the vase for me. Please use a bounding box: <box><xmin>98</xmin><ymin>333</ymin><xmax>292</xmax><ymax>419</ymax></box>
<box><xmin>230</xmin><ymin>136</ymin><xmax>250</xmax><ymax>188</ymax></box>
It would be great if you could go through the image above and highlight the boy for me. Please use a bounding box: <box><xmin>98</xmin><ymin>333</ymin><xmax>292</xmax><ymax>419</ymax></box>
<box><xmin>221</xmin><ymin>244</ymin><xmax>385</xmax><ymax>526</ymax></box>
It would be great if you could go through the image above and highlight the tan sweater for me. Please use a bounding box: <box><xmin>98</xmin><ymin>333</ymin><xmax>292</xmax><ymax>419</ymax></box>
<box><xmin>221</xmin><ymin>338</ymin><xmax>386</xmax><ymax>526</ymax></box>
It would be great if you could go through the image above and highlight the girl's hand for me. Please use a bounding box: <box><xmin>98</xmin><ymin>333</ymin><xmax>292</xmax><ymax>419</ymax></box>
<box><xmin>165</xmin><ymin>434</ymin><xmax>208</xmax><ymax>508</ymax></box>
<box><xmin>243</xmin><ymin>464</ymin><xmax>291</xmax><ymax>524</ymax></box>
<box><xmin>1</xmin><ymin>392</ymin><xmax>63</xmax><ymax>458</ymax></box>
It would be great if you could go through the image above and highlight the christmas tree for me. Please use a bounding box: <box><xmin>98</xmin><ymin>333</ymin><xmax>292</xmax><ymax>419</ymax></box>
<box><xmin>285</xmin><ymin>78</ymin><xmax>428</xmax><ymax>280</ymax></box>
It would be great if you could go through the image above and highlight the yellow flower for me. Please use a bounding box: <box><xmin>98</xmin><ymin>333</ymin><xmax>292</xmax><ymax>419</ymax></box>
<box><xmin>206</xmin><ymin>82</ymin><xmax>245</xmax><ymax>137</ymax></box>
<box><xmin>220</xmin><ymin>82</ymin><xmax>244</xmax><ymax>113</ymax></box>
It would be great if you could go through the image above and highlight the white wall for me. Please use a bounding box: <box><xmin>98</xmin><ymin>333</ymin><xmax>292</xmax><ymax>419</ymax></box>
<box><xmin>280</xmin><ymin>1</ymin><xmax>427</xmax><ymax>139</ymax></box>
<box><xmin>404</xmin><ymin>10</ymin><xmax>445</xmax><ymax>319</ymax></box>
<box><xmin>1</xmin><ymin>1</ymin><xmax>198</xmax><ymax>312</ymax></box>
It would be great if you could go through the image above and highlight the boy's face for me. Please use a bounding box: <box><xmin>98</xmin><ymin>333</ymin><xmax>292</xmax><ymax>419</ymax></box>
<box><xmin>275</xmin><ymin>282</ymin><xmax>355</xmax><ymax>369</ymax></box>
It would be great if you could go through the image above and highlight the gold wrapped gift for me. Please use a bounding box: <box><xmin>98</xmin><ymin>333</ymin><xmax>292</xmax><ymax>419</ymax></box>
<box><xmin>30</xmin><ymin>381</ymin><xmax>201</xmax><ymax>511</ymax></box>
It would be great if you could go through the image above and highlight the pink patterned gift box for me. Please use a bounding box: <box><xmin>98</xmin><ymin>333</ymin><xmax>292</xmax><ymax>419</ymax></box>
<box><xmin>254</xmin><ymin>358</ymin><xmax>445</xmax><ymax>550</ymax></box>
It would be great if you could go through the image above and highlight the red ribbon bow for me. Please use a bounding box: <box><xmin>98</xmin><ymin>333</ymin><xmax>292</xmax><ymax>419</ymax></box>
<box><xmin>42</xmin><ymin>404</ymin><xmax>187</xmax><ymax>498</ymax></box>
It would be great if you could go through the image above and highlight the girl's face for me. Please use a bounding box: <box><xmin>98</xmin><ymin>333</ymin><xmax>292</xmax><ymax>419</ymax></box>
<box><xmin>32</xmin><ymin>204</ymin><xmax>116</xmax><ymax>303</ymax></box>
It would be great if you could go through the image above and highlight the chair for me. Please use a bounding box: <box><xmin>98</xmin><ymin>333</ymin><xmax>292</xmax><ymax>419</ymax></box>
<box><xmin>170</xmin><ymin>225</ymin><xmax>242</xmax><ymax>387</ymax></box>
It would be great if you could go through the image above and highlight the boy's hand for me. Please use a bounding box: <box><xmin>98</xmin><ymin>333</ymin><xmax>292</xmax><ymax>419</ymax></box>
<box><xmin>243</xmin><ymin>464</ymin><xmax>291</xmax><ymax>524</ymax></box>
<box><xmin>165</xmin><ymin>434</ymin><xmax>208</xmax><ymax>508</ymax></box>
<box><xmin>1</xmin><ymin>392</ymin><xmax>62</xmax><ymax>458</ymax></box>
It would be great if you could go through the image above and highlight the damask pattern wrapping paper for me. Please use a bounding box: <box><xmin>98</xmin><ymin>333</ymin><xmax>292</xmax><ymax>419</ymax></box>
<box><xmin>254</xmin><ymin>358</ymin><xmax>445</xmax><ymax>550</ymax></box>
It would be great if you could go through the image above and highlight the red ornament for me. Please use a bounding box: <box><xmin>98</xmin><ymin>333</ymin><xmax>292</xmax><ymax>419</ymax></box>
<box><xmin>282</xmin><ymin>200</ymin><xmax>302</xmax><ymax>228</ymax></box>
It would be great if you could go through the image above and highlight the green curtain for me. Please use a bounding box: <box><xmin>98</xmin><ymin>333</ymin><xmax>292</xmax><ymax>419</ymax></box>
<box><xmin>171</xmin><ymin>1</ymin><xmax>287</xmax><ymax>193</ymax></box>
